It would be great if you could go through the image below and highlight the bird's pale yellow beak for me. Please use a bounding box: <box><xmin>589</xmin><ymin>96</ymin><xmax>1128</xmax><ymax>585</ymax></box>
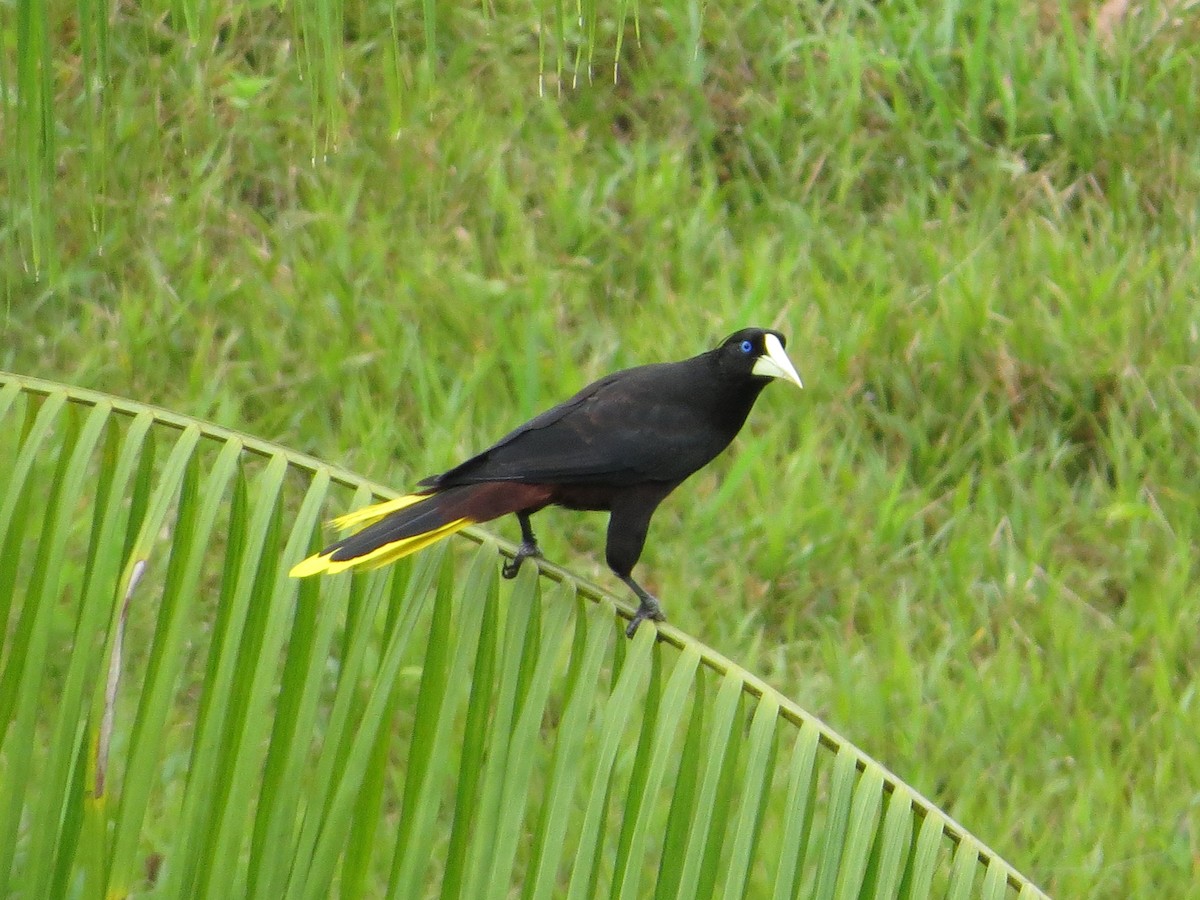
<box><xmin>752</xmin><ymin>333</ymin><xmax>803</xmax><ymax>388</ymax></box>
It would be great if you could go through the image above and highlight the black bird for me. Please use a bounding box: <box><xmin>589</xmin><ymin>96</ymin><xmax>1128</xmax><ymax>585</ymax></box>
<box><xmin>291</xmin><ymin>327</ymin><xmax>803</xmax><ymax>635</ymax></box>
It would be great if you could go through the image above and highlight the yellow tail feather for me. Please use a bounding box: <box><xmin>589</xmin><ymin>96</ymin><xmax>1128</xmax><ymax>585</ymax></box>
<box><xmin>290</xmin><ymin>551</ymin><xmax>340</xmax><ymax>578</ymax></box>
<box><xmin>330</xmin><ymin>493</ymin><xmax>429</xmax><ymax>531</ymax></box>
<box><xmin>289</xmin><ymin>517</ymin><xmax>470</xmax><ymax>578</ymax></box>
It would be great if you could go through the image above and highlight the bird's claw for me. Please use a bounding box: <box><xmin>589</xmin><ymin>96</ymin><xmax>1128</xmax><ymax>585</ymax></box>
<box><xmin>502</xmin><ymin>541</ymin><xmax>543</xmax><ymax>579</ymax></box>
<box><xmin>624</xmin><ymin>598</ymin><xmax>666</xmax><ymax>638</ymax></box>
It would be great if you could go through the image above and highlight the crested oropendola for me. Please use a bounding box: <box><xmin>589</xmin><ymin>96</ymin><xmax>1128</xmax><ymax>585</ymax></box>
<box><xmin>291</xmin><ymin>327</ymin><xmax>803</xmax><ymax>636</ymax></box>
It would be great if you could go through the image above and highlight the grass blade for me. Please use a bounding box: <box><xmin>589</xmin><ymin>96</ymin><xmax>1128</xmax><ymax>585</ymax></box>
<box><xmin>720</xmin><ymin>691</ymin><xmax>780</xmax><ymax>899</ymax></box>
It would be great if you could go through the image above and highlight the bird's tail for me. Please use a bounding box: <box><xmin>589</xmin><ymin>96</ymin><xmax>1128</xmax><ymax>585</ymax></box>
<box><xmin>289</xmin><ymin>482</ymin><xmax>552</xmax><ymax>577</ymax></box>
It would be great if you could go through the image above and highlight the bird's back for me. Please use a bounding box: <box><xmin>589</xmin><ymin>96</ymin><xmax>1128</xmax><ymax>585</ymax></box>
<box><xmin>423</xmin><ymin>353</ymin><xmax>765</xmax><ymax>490</ymax></box>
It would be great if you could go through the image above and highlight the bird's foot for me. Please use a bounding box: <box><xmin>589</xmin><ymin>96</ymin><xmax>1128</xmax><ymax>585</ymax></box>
<box><xmin>502</xmin><ymin>541</ymin><xmax>543</xmax><ymax>579</ymax></box>
<box><xmin>625</xmin><ymin>595</ymin><xmax>666</xmax><ymax>638</ymax></box>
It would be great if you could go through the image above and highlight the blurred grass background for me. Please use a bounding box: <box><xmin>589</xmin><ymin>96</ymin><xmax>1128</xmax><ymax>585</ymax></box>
<box><xmin>3</xmin><ymin>0</ymin><xmax>1199</xmax><ymax>895</ymax></box>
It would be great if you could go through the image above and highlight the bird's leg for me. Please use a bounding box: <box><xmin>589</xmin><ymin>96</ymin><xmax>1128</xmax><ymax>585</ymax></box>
<box><xmin>604</xmin><ymin>488</ymin><xmax>673</xmax><ymax>638</ymax></box>
<box><xmin>618</xmin><ymin>573</ymin><xmax>666</xmax><ymax>638</ymax></box>
<box><xmin>502</xmin><ymin>511</ymin><xmax>543</xmax><ymax>579</ymax></box>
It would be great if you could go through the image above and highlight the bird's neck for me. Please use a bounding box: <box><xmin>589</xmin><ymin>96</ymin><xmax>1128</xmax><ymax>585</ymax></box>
<box><xmin>718</xmin><ymin>380</ymin><xmax>768</xmax><ymax>432</ymax></box>
<box><xmin>697</xmin><ymin>364</ymin><xmax>769</xmax><ymax>435</ymax></box>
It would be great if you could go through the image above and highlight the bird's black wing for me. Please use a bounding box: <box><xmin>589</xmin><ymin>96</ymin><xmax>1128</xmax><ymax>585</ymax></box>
<box><xmin>423</xmin><ymin>360</ymin><xmax>734</xmax><ymax>489</ymax></box>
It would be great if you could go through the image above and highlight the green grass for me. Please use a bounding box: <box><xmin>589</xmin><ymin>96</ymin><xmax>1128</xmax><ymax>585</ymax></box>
<box><xmin>4</xmin><ymin>0</ymin><xmax>1200</xmax><ymax>895</ymax></box>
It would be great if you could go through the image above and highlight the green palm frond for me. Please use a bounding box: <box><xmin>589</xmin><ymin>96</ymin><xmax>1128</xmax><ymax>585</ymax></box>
<box><xmin>0</xmin><ymin>372</ymin><xmax>1048</xmax><ymax>899</ymax></box>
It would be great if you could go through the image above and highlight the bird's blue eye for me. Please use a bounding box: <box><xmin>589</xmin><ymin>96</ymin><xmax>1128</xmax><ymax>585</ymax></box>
<box><xmin>740</xmin><ymin>340</ymin><xmax>753</xmax><ymax>354</ymax></box>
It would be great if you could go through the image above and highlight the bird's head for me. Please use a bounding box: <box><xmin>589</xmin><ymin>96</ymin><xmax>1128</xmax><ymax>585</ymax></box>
<box><xmin>716</xmin><ymin>328</ymin><xmax>804</xmax><ymax>389</ymax></box>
